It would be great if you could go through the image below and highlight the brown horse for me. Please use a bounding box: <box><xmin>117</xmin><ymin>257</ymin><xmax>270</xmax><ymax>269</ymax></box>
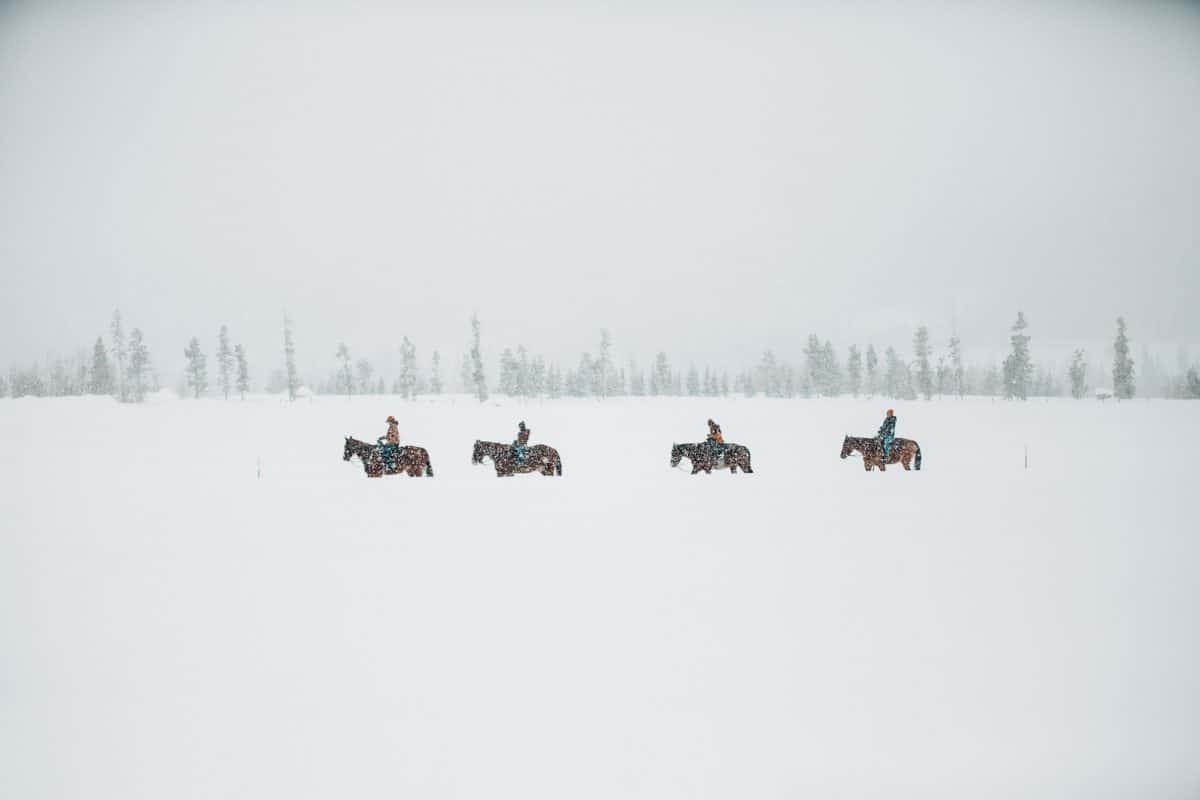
<box><xmin>343</xmin><ymin>436</ymin><xmax>434</xmax><ymax>478</ymax></box>
<box><xmin>840</xmin><ymin>435</ymin><xmax>922</xmax><ymax>471</ymax></box>
<box><xmin>472</xmin><ymin>440</ymin><xmax>562</xmax><ymax>477</ymax></box>
<box><xmin>670</xmin><ymin>442</ymin><xmax>754</xmax><ymax>474</ymax></box>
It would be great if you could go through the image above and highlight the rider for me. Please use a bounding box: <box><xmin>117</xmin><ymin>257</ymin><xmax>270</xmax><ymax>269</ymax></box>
<box><xmin>378</xmin><ymin>415</ymin><xmax>400</xmax><ymax>470</ymax></box>
<box><xmin>877</xmin><ymin>408</ymin><xmax>896</xmax><ymax>471</ymax></box>
<box><xmin>706</xmin><ymin>418</ymin><xmax>726</xmax><ymax>459</ymax></box>
<box><xmin>511</xmin><ymin>421</ymin><xmax>530</xmax><ymax>465</ymax></box>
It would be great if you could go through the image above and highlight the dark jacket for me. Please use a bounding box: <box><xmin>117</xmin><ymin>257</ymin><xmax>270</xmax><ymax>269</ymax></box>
<box><xmin>513</xmin><ymin>422</ymin><xmax>530</xmax><ymax>447</ymax></box>
<box><xmin>878</xmin><ymin>415</ymin><xmax>896</xmax><ymax>441</ymax></box>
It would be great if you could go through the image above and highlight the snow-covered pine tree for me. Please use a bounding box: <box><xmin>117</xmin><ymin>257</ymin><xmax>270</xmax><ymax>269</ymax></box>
<box><xmin>498</xmin><ymin>348</ymin><xmax>518</xmax><ymax>396</ymax></box>
<box><xmin>823</xmin><ymin>340</ymin><xmax>842</xmax><ymax>395</ymax></box>
<box><xmin>127</xmin><ymin>328</ymin><xmax>150</xmax><ymax>402</ymax></box>
<box><xmin>234</xmin><ymin>343</ymin><xmax>250</xmax><ymax>399</ymax></box>
<box><xmin>0</xmin><ymin>373</ymin><xmax>7</xmax><ymax>398</ymax></box>
<box><xmin>651</xmin><ymin>352</ymin><xmax>670</xmax><ymax>396</ymax></box>
<box><xmin>430</xmin><ymin>350</ymin><xmax>443</xmax><ymax>395</ymax></box>
<box><xmin>110</xmin><ymin>309</ymin><xmax>127</xmax><ymax>401</ymax></box>
<box><xmin>216</xmin><ymin>324</ymin><xmax>233</xmax><ymax>400</ymax></box>
<box><xmin>355</xmin><ymin>359</ymin><xmax>374</xmax><ymax>394</ymax></box>
<box><xmin>283</xmin><ymin>315</ymin><xmax>300</xmax><ymax>401</ymax></box>
<box><xmin>516</xmin><ymin>346</ymin><xmax>530</xmax><ymax>397</ymax></box>
<box><xmin>913</xmin><ymin>325</ymin><xmax>933</xmax><ymax>400</ymax></box>
<box><xmin>1113</xmin><ymin>316</ymin><xmax>1135</xmax><ymax>399</ymax></box>
<box><xmin>847</xmin><ymin>345</ymin><xmax>862</xmax><ymax>396</ymax></box>
<box><xmin>528</xmin><ymin>356</ymin><xmax>545</xmax><ymax>398</ymax></box>
<box><xmin>629</xmin><ymin>360</ymin><xmax>645</xmax><ymax>396</ymax></box>
<box><xmin>469</xmin><ymin>314</ymin><xmax>487</xmax><ymax>402</ymax></box>
<box><xmin>935</xmin><ymin>357</ymin><xmax>949</xmax><ymax>396</ymax></box>
<box><xmin>183</xmin><ymin>337</ymin><xmax>208</xmax><ymax>398</ymax></box>
<box><xmin>596</xmin><ymin>329</ymin><xmax>617</xmax><ymax>398</ymax></box>
<box><xmin>336</xmin><ymin>342</ymin><xmax>352</xmax><ymax>397</ymax></box>
<box><xmin>803</xmin><ymin>335</ymin><xmax>823</xmax><ymax>395</ymax></box>
<box><xmin>89</xmin><ymin>337</ymin><xmax>112</xmax><ymax>395</ymax></box>
<box><xmin>1068</xmin><ymin>349</ymin><xmax>1088</xmax><ymax>399</ymax></box>
<box><xmin>1002</xmin><ymin>311</ymin><xmax>1032</xmax><ymax>400</ymax></box>
<box><xmin>759</xmin><ymin>350</ymin><xmax>780</xmax><ymax>397</ymax></box>
<box><xmin>948</xmin><ymin>336</ymin><xmax>965</xmax><ymax>397</ymax></box>
<box><xmin>546</xmin><ymin>363</ymin><xmax>563</xmax><ymax>398</ymax></box>
<box><xmin>883</xmin><ymin>346</ymin><xmax>902</xmax><ymax>398</ymax></box>
<box><xmin>686</xmin><ymin>364</ymin><xmax>700</xmax><ymax>396</ymax></box>
<box><xmin>865</xmin><ymin>344</ymin><xmax>879</xmax><ymax>396</ymax></box>
<box><xmin>1186</xmin><ymin>367</ymin><xmax>1200</xmax><ymax>398</ymax></box>
<box><xmin>720</xmin><ymin>372</ymin><xmax>730</xmax><ymax>396</ymax></box>
<box><xmin>399</xmin><ymin>336</ymin><xmax>418</xmax><ymax>399</ymax></box>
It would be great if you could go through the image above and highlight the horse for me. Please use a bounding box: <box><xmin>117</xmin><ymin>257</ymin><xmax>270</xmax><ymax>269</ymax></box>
<box><xmin>472</xmin><ymin>439</ymin><xmax>562</xmax><ymax>477</ymax></box>
<box><xmin>840</xmin><ymin>435</ymin><xmax>922</xmax><ymax>471</ymax></box>
<box><xmin>343</xmin><ymin>436</ymin><xmax>434</xmax><ymax>478</ymax></box>
<box><xmin>670</xmin><ymin>441</ymin><xmax>754</xmax><ymax>474</ymax></box>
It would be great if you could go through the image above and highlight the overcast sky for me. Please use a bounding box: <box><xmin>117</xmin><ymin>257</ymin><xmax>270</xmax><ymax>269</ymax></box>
<box><xmin>1</xmin><ymin>1</ymin><xmax>1198</xmax><ymax>379</ymax></box>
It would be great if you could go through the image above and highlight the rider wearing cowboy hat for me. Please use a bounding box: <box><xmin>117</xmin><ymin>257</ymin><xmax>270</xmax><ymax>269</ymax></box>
<box><xmin>877</xmin><ymin>408</ymin><xmax>896</xmax><ymax>471</ymax></box>
<box><xmin>378</xmin><ymin>415</ymin><xmax>400</xmax><ymax>469</ymax></box>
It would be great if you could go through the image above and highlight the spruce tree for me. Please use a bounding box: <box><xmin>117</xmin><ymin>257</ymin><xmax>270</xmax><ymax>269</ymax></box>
<box><xmin>1002</xmin><ymin>311</ymin><xmax>1032</xmax><ymax>400</ymax></box>
<box><xmin>948</xmin><ymin>336</ymin><xmax>965</xmax><ymax>397</ymax></box>
<box><xmin>110</xmin><ymin>309</ymin><xmax>127</xmax><ymax>401</ymax></box>
<box><xmin>235</xmin><ymin>344</ymin><xmax>250</xmax><ymax>399</ymax></box>
<box><xmin>430</xmin><ymin>350</ymin><xmax>443</xmax><ymax>395</ymax></box>
<box><xmin>1186</xmin><ymin>367</ymin><xmax>1200</xmax><ymax>399</ymax></box>
<box><xmin>283</xmin><ymin>314</ymin><xmax>299</xmax><ymax>401</ymax></box>
<box><xmin>336</xmin><ymin>342</ymin><xmax>352</xmax><ymax>397</ymax></box>
<box><xmin>651</xmin><ymin>352</ymin><xmax>671</xmax><ymax>396</ymax></box>
<box><xmin>546</xmin><ymin>363</ymin><xmax>563</xmax><ymax>398</ymax></box>
<box><xmin>399</xmin><ymin>337</ymin><xmax>417</xmax><ymax>399</ymax></box>
<box><xmin>847</xmin><ymin>345</ymin><xmax>862</xmax><ymax>396</ymax></box>
<box><xmin>516</xmin><ymin>346</ymin><xmax>530</xmax><ymax>397</ymax></box>
<box><xmin>686</xmin><ymin>364</ymin><xmax>700</xmax><ymax>396</ymax></box>
<box><xmin>1068</xmin><ymin>349</ymin><xmax>1088</xmax><ymax>399</ymax></box>
<box><xmin>865</xmin><ymin>344</ymin><xmax>879</xmax><ymax>397</ymax></box>
<box><xmin>761</xmin><ymin>350</ymin><xmax>781</xmax><ymax>397</ymax></box>
<box><xmin>913</xmin><ymin>325</ymin><xmax>932</xmax><ymax>400</ymax></box>
<box><xmin>216</xmin><ymin>325</ymin><xmax>233</xmax><ymax>400</ymax></box>
<box><xmin>183</xmin><ymin>337</ymin><xmax>208</xmax><ymax>398</ymax></box>
<box><xmin>355</xmin><ymin>359</ymin><xmax>374</xmax><ymax>394</ymax></box>
<box><xmin>127</xmin><ymin>328</ymin><xmax>150</xmax><ymax>402</ymax></box>
<box><xmin>528</xmin><ymin>356</ymin><xmax>545</xmax><ymax>398</ymax></box>
<box><xmin>469</xmin><ymin>314</ymin><xmax>487</xmax><ymax>402</ymax></box>
<box><xmin>884</xmin><ymin>346</ymin><xmax>903</xmax><ymax>399</ymax></box>
<box><xmin>90</xmin><ymin>337</ymin><xmax>113</xmax><ymax>395</ymax></box>
<box><xmin>1112</xmin><ymin>316</ymin><xmax>1135</xmax><ymax>399</ymax></box>
<box><xmin>499</xmin><ymin>348</ymin><xmax>519</xmax><ymax>396</ymax></box>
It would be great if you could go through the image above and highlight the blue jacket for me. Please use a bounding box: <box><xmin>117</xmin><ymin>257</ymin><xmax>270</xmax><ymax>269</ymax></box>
<box><xmin>878</xmin><ymin>415</ymin><xmax>896</xmax><ymax>441</ymax></box>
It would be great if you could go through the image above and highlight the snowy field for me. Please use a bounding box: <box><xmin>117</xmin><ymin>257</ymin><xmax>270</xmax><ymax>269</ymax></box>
<box><xmin>2</xmin><ymin>394</ymin><xmax>1198</xmax><ymax>799</ymax></box>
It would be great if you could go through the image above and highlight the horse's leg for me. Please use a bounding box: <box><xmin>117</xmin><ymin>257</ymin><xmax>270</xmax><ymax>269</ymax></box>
<box><xmin>901</xmin><ymin>447</ymin><xmax>912</xmax><ymax>471</ymax></box>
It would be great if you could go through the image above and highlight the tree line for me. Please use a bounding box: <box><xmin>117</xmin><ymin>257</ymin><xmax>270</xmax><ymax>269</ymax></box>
<box><xmin>5</xmin><ymin>310</ymin><xmax>1200</xmax><ymax>401</ymax></box>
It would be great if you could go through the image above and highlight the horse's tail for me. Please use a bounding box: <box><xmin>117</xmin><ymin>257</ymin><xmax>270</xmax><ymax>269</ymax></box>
<box><xmin>425</xmin><ymin>454</ymin><xmax>434</xmax><ymax>477</ymax></box>
<box><xmin>914</xmin><ymin>442</ymin><xmax>922</xmax><ymax>471</ymax></box>
<box><xmin>555</xmin><ymin>454</ymin><xmax>563</xmax><ymax>476</ymax></box>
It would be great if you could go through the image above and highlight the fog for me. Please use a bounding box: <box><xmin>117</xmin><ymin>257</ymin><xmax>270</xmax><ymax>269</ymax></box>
<box><xmin>1</xmin><ymin>1</ymin><xmax>1198</xmax><ymax>378</ymax></box>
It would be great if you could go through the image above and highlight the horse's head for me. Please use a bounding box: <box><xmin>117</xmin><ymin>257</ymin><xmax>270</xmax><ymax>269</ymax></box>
<box><xmin>670</xmin><ymin>443</ymin><xmax>682</xmax><ymax>467</ymax></box>
<box><xmin>471</xmin><ymin>440</ymin><xmax>483</xmax><ymax>465</ymax></box>
<box><xmin>343</xmin><ymin>436</ymin><xmax>354</xmax><ymax>461</ymax></box>
<box><xmin>840</xmin><ymin>435</ymin><xmax>852</xmax><ymax>459</ymax></box>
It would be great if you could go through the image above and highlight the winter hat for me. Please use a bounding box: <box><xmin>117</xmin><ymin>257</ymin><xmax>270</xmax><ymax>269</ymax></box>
<box><xmin>386</xmin><ymin>415</ymin><xmax>398</xmax><ymax>424</ymax></box>
<box><xmin>886</xmin><ymin>409</ymin><xmax>894</xmax><ymax>417</ymax></box>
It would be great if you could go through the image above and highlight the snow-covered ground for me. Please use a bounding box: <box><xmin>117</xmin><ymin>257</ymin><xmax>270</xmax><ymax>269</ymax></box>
<box><xmin>2</xmin><ymin>394</ymin><xmax>1197</xmax><ymax>799</ymax></box>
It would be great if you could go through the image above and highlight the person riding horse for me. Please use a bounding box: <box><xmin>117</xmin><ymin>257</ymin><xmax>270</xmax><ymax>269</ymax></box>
<box><xmin>877</xmin><ymin>408</ymin><xmax>896</xmax><ymax>471</ymax></box>
<box><xmin>511</xmin><ymin>421</ymin><xmax>530</xmax><ymax>465</ymax></box>
<box><xmin>706</xmin><ymin>418</ymin><xmax>726</xmax><ymax>460</ymax></box>
<box><xmin>377</xmin><ymin>415</ymin><xmax>400</xmax><ymax>470</ymax></box>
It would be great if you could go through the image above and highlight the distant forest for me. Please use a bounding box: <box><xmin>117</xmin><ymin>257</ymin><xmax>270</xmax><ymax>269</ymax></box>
<box><xmin>4</xmin><ymin>310</ymin><xmax>1199</xmax><ymax>402</ymax></box>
